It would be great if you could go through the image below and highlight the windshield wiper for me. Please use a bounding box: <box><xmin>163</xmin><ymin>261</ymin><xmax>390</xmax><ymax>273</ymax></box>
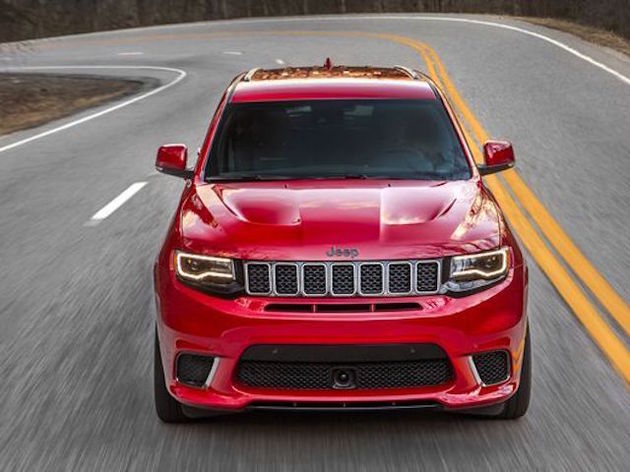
<box><xmin>306</xmin><ymin>174</ymin><xmax>370</xmax><ymax>180</ymax></box>
<box><xmin>208</xmin><ymin>173</ymin><xmax>453</xmax><ymax>182</ymax></box>
<box><xmin>340</xmin><ymin>174</ymin><xmax>369</xmax><ymax>179</ymax></box>
<box><xmin>315</xmin><ymin>174</ymin><xmax>417</xmax><ymax>180</ymax></box>
<box><xmin>210</xmin><ymin>173</ymin><xmax>372</xmax><ymax>182</ymax></box>
<box><xmin>208</xmin><ymin>174</ymin><xmax>296</xmax><ymax>182</ymax></box>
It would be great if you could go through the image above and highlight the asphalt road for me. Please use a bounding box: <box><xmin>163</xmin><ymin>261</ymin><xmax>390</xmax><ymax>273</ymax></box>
<box><xmin>1</xmin><ymin>14</ymin><xmax>629</xmax><ymax>471</ymax></box>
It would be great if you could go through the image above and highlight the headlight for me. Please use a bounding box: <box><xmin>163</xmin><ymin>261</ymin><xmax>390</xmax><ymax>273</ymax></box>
<box><xmin>444</xmin><ymin>247</ymin><xmax>509</xmax><ymax>293</ymax></box>
<box><xmin>175</xmin><ymin>251</ymin><xmax>235</xmax><ymax>286</ymax></box>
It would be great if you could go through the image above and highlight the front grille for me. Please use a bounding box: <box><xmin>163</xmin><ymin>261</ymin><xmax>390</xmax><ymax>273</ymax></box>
<box><xmin>472</xmin><ymin>351</ymin><xmax>510</xmax><ymax>385</ymax></box>
<box><xmin>237</xmin><ymin>344</ymin><xmax>452</xmax><ymax>390</ymax></box>
<box><xmin>238</xmin><ymin>359</ymin><xmax>452</xmax><ymax>390</ymax></box>
<box><xmin>417</xmin><ymin>262</ymin><xmax>440</xmax><ymax>292</ymax></box>
<box><xmin>331</xmin><ymin>264</ymin><xmax>355</xmax><ymax>295</ymax></box>
<box><xmin>245</xmin><ymin>260</ymin><xmax>441</xmax><ymax>297</ymax></box>
<box><xmin>360</xmin><ymin>264</ymin><xmax>384</xmax><ymax>294</ymax></box>
<box><xmin>388</xmin><ymin>263</ymin><xmax>412</xmax><ymax>293</ymax></box>
<box><xmin>303</xmin><ymin>264</ymin><xmax>327</xmax><ymax>295</ymax></box>
<box><xmin>274</xmin><ymin>264</ymin><xmax>298</xmax><ymax>295</ymax></box>
<box><xmin>176</xmin><ymin>354</ymin><xmax>215</xmax><ymax>387</ymax></box>
<box><xmin>246</xmin><ymin>263</ymin><xmax>271</xmax><ymax>294</ymax></box>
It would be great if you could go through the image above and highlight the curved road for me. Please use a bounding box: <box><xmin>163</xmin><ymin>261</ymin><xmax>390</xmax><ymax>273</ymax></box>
<box><xmin>1</xmin><ymin>14</ymin><xmax>629</xmax><ymax>471</ymax></box>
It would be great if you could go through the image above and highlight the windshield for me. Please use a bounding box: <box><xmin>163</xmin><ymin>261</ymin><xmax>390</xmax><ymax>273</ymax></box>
<box><xmin>206</xmin><ymin>99</ymin><xmax>471</xmax><ymax>181</ymax></box>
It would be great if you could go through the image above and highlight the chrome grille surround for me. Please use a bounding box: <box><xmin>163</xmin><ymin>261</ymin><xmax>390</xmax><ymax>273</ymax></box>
<box><xmin>416</xmin><ymin>261</ymin><xmax>440</xmax><ymax>292</ymax></box>
<box><xmin>302</xmin><ymin>263</ymin><xmax>328</xmax><ymax>296</ymax></box>
<box><xmin>387</xmin><ymin>262</ymin><xmax>413</xmax><ymax>295</ymax></box>
<box><xmin>244</xmin><ymin>260</ymin><xmax>441</xmax><ymax>297</ymax></box>
<box><xmin>359</xmin><ymin>263</ymin><xmax>385</xmax><ymax>295</ymax></box>
<box><xmin>273</xmin><ymin>263</ymin><xmax>300</xmax><ymax>295</ymax></box>
<box><xmin>244</xmin><ymin>262</ymin><xmax>272</xmax><ymax>295</ymax></box>
<box><xmin>330</xmin><ymin>263</ymin><xmax>357</xmax><ymax>296</ymax></box>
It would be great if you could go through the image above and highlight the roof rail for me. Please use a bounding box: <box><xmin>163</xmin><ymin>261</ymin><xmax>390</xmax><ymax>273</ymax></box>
<box><xmin>414</xmin><ymin>70</ymin><xmax>433</xmax><ymax>81</ymax></box>
<box><xmin>242</xmin><ymin>67</ymin><xmax>260</xmax><ymax>82</ymax></box>
<box><xmin>414</xmin><ymin>70</ymin><xmax>439</xmax><ymax>88</ymax></box>
<box><xmin>393</xmin><ymin>65</ymin><xmax>420</xmax><ymax>80</ymax></box>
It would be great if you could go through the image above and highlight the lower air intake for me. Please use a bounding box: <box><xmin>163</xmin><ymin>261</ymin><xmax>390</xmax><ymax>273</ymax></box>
<box><xmin>238</xmin><ymin>360</ymin><xmax>452</xmax><ymax>390</ymax></box>
<box><xmin>176</xmin><ymin>354</ymin><xmax>215</xmax><ymax>387</ymax></box>
<box><xmin>237</xmin><ymin>344</ymin><xmax>453</xmax><ymax>390</ymax></box>
<box><xmin>472</xmin><ymin>350</ymin><xmax>510</xmax><ymax>385</ymax></box>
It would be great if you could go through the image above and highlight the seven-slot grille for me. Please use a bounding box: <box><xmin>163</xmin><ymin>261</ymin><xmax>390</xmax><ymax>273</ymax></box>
<box><xmin>245</xmin><ymin>260</ymin><xmax>440</xmax><ymax>297</ymax></box>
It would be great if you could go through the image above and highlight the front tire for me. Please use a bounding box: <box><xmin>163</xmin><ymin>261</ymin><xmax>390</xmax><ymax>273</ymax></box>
<box><xmin>154</xmin><ymin>329</ymin><xmax>189</xmax><ymax>423</ymax></box>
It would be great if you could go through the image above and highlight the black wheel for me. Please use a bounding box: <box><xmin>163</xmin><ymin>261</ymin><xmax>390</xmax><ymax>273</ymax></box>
<box><xmin>498</xmin><ymin>324</ymin><xmax>532</xmax><ymax>419</ymax></box>
<box><xmin>154</xmin><ymin>329</ymin><xmax>189</xmax><ymax>423</ymax></box>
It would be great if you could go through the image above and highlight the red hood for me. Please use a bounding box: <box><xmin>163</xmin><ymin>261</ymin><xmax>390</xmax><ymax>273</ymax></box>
<box><xmin>179</xmin><ymin>179</ymin><xmax>503</xmax><ymax>260</ymax></box>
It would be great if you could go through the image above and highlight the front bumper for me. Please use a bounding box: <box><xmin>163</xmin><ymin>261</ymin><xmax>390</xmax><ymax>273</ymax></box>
<box><xmin>154</xmin><ymin>262</ymin><xmax>527</xmax><ymax>412</ymax></box>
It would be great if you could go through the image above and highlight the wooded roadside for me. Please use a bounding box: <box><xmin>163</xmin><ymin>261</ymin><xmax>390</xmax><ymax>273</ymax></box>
<box><xmin>1</xmin><ymin>1</ymin><xmax>628</xmax><ymax>44</ymax></box>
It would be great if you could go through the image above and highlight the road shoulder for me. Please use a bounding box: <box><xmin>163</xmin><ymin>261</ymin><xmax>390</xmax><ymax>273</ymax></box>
<box><xmin>0</xmin><ymin>73</ymin><xmax>150</xmax><ymax>136</ymax></box>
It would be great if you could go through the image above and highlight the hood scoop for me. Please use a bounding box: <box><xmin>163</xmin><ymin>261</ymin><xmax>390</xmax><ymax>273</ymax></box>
<box><xmin>217</xmin><ymin>185</ymin><xmax>457</xmax><ymax>227</ymax></box>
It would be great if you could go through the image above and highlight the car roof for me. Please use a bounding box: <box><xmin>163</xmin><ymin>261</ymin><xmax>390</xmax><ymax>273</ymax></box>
<box><xmin>230</xmin><ymin>66</ymin><xmax>437</xmax><ymax>103</ymax></box>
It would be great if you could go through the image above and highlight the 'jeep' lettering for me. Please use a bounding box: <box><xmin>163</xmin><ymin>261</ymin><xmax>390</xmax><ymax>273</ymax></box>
<box><xmin>326</xmin><ymin>246</ymin><xmax>359</xmax><ymax>258</ymax></box>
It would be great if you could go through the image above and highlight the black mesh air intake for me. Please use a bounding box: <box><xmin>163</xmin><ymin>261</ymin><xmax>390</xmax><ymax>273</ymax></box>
<box><xmin>238</xmin><ymin>359</ymin><xmax>451</xmax><ymax>390</ymax></box>
<box><xmin>274</xmin><ymin>264</ymin><xmax>298</xmax><ymax>295</ymax></box>
<box><xmin>388</xmin><ymin>263</ymin><xmax>412</xmax><ymax>293</ymax></box>
<box><xmin>417</xmin><ymin>262</ymin><xmax>439</xmax><ymax>292</ymax></box>
<box><xmin>176</xmin><ymin>354</ymin><xmax>215</xmax><ymax>387</ymax></box>
<box><xmin>246</xmin><ymin>264</ymin><xmax>271</xmax><ymax>294</ymax></box>
<box><xmin>360</xmin><ymin>264</ymin><xmax>384</xmax><ymax>294</ymax></box>
<box><xmin>472</xmin><ymin>351</ymin><xmax>510</xmax><ymax>385</ymax></box>
<box><xmin>237</xmin><ymin>344</ymin><xmax>453</xmax><ymax>390</ymax></box>
<box><xmin>331</xmin><ymin>264</ymin><xmax>355</xmax><ymax>295</ymax></box>
<box><xmin>303</xmin><ymin>264</ymin><xmax>327</xmax><ymax>295</ymax></box>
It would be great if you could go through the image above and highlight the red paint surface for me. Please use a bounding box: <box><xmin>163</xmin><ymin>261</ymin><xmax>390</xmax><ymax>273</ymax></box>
<box><xmin>483</xmin><ymin>140</ymin><xmax>515</xmax><ymax>167</ymax></box>
<box><xmin>156</xmin><ymin>144</ymin><xmax>187</xmax><ymax>171</ymax></box>
<box><xmin>154</xmin><ymin>71</ymin><xmax>527</xmax><ymax>411</ymax></box>
<box><xmin>231</xmin><ymin>79</ymin><xmax>436</xmax><ymax>103</ymax></box>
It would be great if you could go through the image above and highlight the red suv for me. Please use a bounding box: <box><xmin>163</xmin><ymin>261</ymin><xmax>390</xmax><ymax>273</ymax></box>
<box><xmin>153</xmin><ymin>65</ymin><xmax>530</xmax><ymax>422</ymax></box>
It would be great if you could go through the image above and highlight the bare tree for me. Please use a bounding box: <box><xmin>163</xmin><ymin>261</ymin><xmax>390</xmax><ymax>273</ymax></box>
<box><xmin>1</xmin><ymin>0</ymin><xmax>628</xmax><ymax>42</ymax></box>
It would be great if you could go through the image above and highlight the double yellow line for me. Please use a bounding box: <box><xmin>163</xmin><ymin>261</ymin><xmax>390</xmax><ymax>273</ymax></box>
<box><xmin>370</xmin><ymin>33</ymin><xmax>630</xmax><ymax>382</ymax></box>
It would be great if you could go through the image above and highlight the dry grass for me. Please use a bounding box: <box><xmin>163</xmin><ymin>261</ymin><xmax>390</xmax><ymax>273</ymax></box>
<box><xmin>521</xmin><ymin>17</ymin><xmax>630</xmax><ymax>58</ymax></box>
<box><xmin>0</xmin><ymin>74</ymin><xmax>144</xmax><ymax>136</ymax></box>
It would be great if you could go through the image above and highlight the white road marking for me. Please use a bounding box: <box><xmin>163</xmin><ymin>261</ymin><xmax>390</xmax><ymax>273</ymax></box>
<box><xmin>223</xmin><ymin>51</ymin><xmax>242</xmax><ymax>55</ymax></box>
<box><xmin>0</xmin><ymin>65</ymin><xmax>187</xmax><ymax>154</ymax></box>
<box><xmin>275</xmin><ymin>59</ymin><xmax>285</xmax><ymax>65</ymax></box>
<box><xmin>7</xmin><ymin>16</ymin><xmax>626</xmax><ymax>96</ymax></box>
<box><xmin>33</xmin><ymin>14</ymin><xmax>630</xmax><ymax>86</ymax></box>
<box><xmin>403</xmin><ymin>16</ymin><xmax>630</xmax><ymax>87</ymax></box>
<box><xmin>117</xmin><ymin>51</ymin><xmax>143</xmax><ymax>56</ymax></box>
<box><xmin>87</xmin><ymin>182</ymin><xmax>147</xmax><ymax>224</ymax></box>
<box><xmin>132</xmin><ymin>15</ymin><xmax>630</xmax><ymax>87</ymax></box>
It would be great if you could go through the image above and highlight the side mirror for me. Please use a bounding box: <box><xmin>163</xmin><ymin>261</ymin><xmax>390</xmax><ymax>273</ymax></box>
<box><xmin>156</xmin><ymin>144</ymin><xmax>193</xmax><ymax>179</ymax></box>
<box><xmin>478</xmin><ymin>140</ymin><xmax>515</xmax><ymax>175</ymax></box>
